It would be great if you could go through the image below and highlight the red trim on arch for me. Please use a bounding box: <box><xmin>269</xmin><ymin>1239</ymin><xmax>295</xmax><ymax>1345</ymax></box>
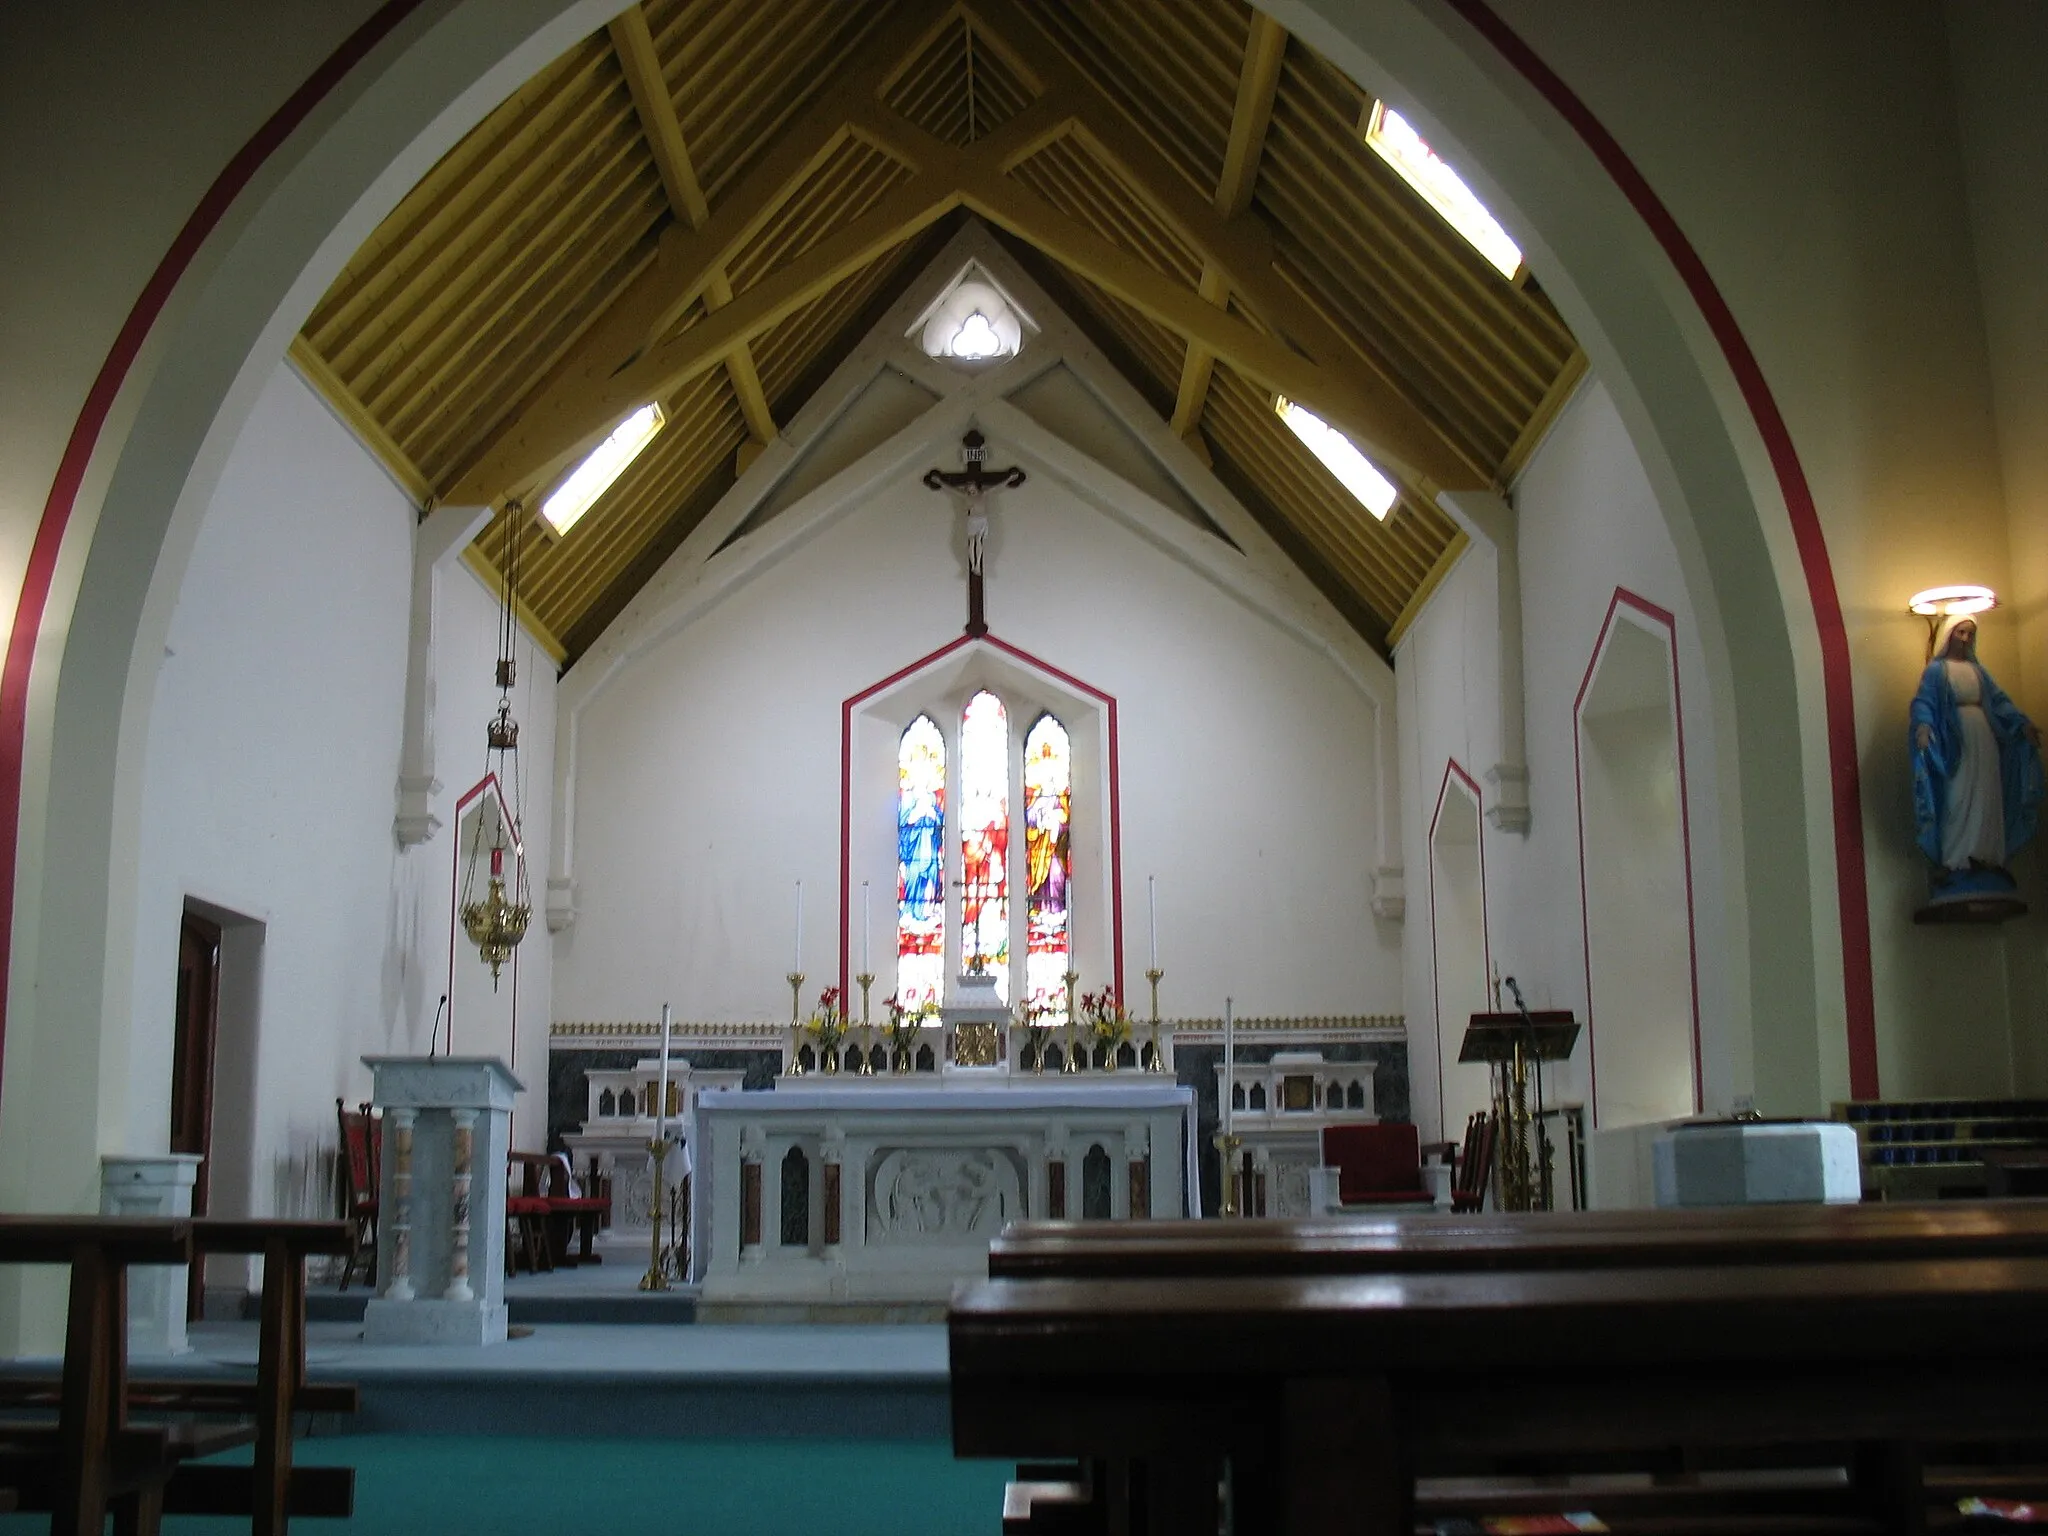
<box><xmin>1426</xmin><ymin>759</ymin><xmax>1490</xmax><ymax>1136</ymax></box>
<box><xmin>837</xmin><ymin>632</ymin><xmax>1123</xmax><ymax>1010</ymax></box>
<box><xmin>0</xmin><ymin>1</ymin><xmax>426</xmax><ymax>1102</ymax></box>
<box><xmin>1449</xmin><ymin>0</ymin><xmax>1877</xmax><ymax>1096</ymax></box>
<box><xmin>1571</xmin><ymin>589</ymin><xmax>1704</xmax><ymax>1128</ymax></box>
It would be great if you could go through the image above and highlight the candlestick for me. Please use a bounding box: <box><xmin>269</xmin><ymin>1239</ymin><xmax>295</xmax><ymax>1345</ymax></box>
<box><xmin>654</xmin><ymin>1003</ymin><xmax>672</xmax><ymax>1141</ymax></box>
<box><xmin>862</xmin><ymin>881</ymin><xmax>871</xmax><ymax>974</ymax></box>
<box><xmin>638</xmin><ymin>1137</ymin><xmax>671</xmax><ymax>1291</ymax></box>
<box><xmin>786</xmin><ymin>970</ymin><xmax>806</xmax><ymax>1076</ymax></box>
<box><xmin>1145</xmin><ymin>967</ymin><xmax>1164</xmax><ymax>1073</ymax></box>
<box><xmin>1148</xmin><ymin>875</ymin><xmax>1158</xmax><ymax>971</ymax></box>
<box><xmin>1221</xmin><ymin>996</ymin><xmax>1235</xmax><ymax>1138</ymax></box>
<box><xmin>1062</xmin><ymin>969</ymin><xmax>1081</xmax><ymax>1075</ymax></box>
<box><xmin>855</xmin><ymin>971</ymin><xmax>875</xmax><ymax>1075</ymax></box>
<box><xmin>793</xmin><ymin>880</ymin><xmax>804</xmax><ymax>973</ymax></box>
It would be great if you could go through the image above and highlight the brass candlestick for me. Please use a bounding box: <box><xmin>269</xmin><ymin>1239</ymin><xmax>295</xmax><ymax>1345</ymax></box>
<box><xmin>1213</xmin><ymin>1131</ymin><xmax>1243</xmax><ymax>1218</ymax></box>
<box><xmin>1145</xmin><ymin>967</ymin><xmax>1164</xmax><ymax>1072</ymax></box>
<box><xmin>855</xmin><ymin>972</ymin><xmax>875</xmax><ymax>1074</ymax></box>
<box><xmin>638</xmin><ymin>1137</ymin><xmax>672</xmax><ymax>1291</ymax></box>
<box><xmin>1061</xmin><ymin>970</ymin><xmax>1081</xmax><ymax>1074</ymax></box>
<box><xmin>786</xmin><ymin>971</ymin><xmax>806</xmax><ymax>1076</ymax></box>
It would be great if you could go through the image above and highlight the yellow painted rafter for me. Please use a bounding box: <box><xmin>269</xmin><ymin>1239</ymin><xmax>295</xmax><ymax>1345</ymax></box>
<box><xmin>286</xmin><ymin>336</ymin><xmax>433</xmax><ymax>507</ymax></box>
<box><xmin>607</xmin><ymin>3</ymin><xmax>777</xmax><ymax>449</ymax></box>
<box><xmin>966</xmin><ymin>0</ymin><xmax>1485</xmax><ymax>491</ymax></box>
<box><xmin>460</xmin><ymin>545</ymin><xmax>569</xmax><ymax>665</ymax></box>
<box><xmin>1171</xmin><ymin>10</ymin><xmax>1285</xmax><ymax>442</ymax></box>
<box><xmin>443</xmin><ymin>0</ymin><xmax>959</xmax><ymax>506</ymax></box>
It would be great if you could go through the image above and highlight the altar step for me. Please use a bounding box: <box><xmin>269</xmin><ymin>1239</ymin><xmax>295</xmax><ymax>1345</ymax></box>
<box><xmin>300</xmin><ymin>1285</ymin><xmax>699</xmax><ymax>1326</ymax></box>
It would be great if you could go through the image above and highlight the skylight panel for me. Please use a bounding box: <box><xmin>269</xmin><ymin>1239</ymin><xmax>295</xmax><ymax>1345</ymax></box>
<box><xmin>1364</xmin><ymin>102</ymin><xmax>1523</xmax><ymax>281</ymax></box>
<box><xmin>1274</xmin><ymin>398</ymin><xmax>1399</xmax><ymax>520</ymax></box>
<box><xmin>541</xmin><ymin>402</ymin><xmax>665</xmax><ymax>535</ymax></box>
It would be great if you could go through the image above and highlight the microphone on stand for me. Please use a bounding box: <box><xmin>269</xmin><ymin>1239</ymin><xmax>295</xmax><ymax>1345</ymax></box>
<box><xmin>429</xmin><ymin>994</ymin><xmax>449</xmax><ymax>1057</ymax></box>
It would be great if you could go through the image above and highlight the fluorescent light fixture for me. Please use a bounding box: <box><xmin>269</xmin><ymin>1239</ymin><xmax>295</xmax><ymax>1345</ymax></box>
<box><xmin>541</xmin><ymin>402</ymin><xmax>665</xmax><ymax>535</ymax></box>
<box><xmin>1908</xmin><ymin>584</ymin><xmax>1997</xmax><ymax>617</ymax></box>
<box><xmin>1274</xmin><ymin>397</ymin><xmax>1399</xmax><ymax>520</ymax></box>
<box><xmin>1364</xmin><ymin>102</ymin><xmax>1523</xmax><ymax>281</ymax></box>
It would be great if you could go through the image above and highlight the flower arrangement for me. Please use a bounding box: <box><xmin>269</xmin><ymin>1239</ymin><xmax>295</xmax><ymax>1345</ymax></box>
<box><xmin>881</xmin><ymin>993</ymin><xmax>937</xmax><ymax>1056</ymax></box>
<box><xmin>1079</xmin><ymin>988</ymin><xmax>1134</xmax><ymax>1053</ymax></box>
<box><xmin>803</xmin><ymin>985</ymin><xmax>848</xmax><ymax>1056</ymax></box>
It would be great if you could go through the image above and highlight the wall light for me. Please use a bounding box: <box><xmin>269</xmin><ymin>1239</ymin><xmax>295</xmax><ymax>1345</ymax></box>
<box><xmin>1909</xmin><ymin>584</ymin><xmax>1997</xmax><ymax>657</ymax></box>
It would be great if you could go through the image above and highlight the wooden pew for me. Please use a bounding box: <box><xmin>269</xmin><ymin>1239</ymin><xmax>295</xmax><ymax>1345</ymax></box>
<box><xmin>956</xmin><ymin>1210</ymin><xmax>2048</xmax><ymax>1535</ymax></box>
<box><xmin>0</xmin><ymin>1216</ymin><xmax>355</xmax><ymax>1535</ymax></box>
<box><xmin>0</xmin><ymin>1215</ymin><xmax>200</xmax><ymax>1536</ymax></box>
<box><xmin>986</xmin><ymin>1199</ymin><xmax>2048</xmax><ymax>1279</ymax></box>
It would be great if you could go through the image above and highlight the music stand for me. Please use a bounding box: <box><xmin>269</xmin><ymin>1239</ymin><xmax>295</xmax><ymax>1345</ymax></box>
<box><xmin>1459</xmin><ymin>1011</ymin><xmax>1580</xmax><ymax>1210</ymax></box>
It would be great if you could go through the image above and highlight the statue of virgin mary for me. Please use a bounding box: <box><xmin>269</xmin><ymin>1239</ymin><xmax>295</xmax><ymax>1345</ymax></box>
<box><xmin>1909</xmin><ymin>614</ymin><xmax>2043</xmax><ymax>911</ymax></box>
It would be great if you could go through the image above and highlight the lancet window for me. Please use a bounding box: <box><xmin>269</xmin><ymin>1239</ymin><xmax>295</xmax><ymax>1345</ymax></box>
<box><xmin>959</xmin><ymin>691</ymin><xmax>1011</xmax><ymax>1000</ymax></box>
<box><xmin>893</xmin><ymin>696</ymin><xmax>1075</xmax><ymax>1015</ymax></box>
<box><xmin>1023</xmin><ymin>713</ymin><xmax>1072</xmax><ymax>1013</ymax></box>
<box><xmin>896</xmin><ymin>715</ymin><xmax>947</xmax><ymax>1012</ymax></box>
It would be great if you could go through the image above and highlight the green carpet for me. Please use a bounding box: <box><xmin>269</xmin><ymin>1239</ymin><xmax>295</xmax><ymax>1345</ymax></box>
<box><xmin>0</xmin><ymin>1436</ymin><xmax>1009</xmax><ymax>1535</ymax></box>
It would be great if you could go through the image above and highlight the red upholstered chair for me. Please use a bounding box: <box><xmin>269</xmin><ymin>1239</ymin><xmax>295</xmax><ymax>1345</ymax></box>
<box><xmin>1320</xmin><ymin>1123</ymin><xmax>1437</xmax><ymax>1207</ymax></box>
<box><xmin>335</xmin><ymin>1099</ymin><xmax>380</xmax><ymax>1289</ymax></box>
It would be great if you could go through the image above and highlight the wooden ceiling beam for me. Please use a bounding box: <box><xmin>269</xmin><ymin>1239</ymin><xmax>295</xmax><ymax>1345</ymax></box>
<box><xmin>443</xmin><ymin>0</ymin><xmax>957</xmax><ymax>506</ymax></box>
<box><xmin>967</xmin><ymin>0</ymin><xmax>1485</xmax><ymax>491</ymax></box>
<box><xmin>1172</xmin><ymin>11</ymin><xmax>1285</xmax><ymax>441</ymax></box>
<box><xmin>286</xmin><ymin>337</ymin><xmax>433</xmax><ymax>507</ymax></box>
<box><xmin>609</xmin><ymin>2</ymin><xmax>776</xmax><ymax>449</ymax></box>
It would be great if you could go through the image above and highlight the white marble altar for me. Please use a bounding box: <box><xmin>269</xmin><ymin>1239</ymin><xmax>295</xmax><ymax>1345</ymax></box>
<box><xmin>692</xmin><ymin>1081</ymin><xmax>1195</xmax><ymax>1320</ymax></box>
<box><xmin>100</xmin><ymin>1153</ymin><xmax>204</xmax><ymax>1356</ymax></box>
<box><xmin>362</xmin><ymin>1055</ymin><xmax>521</xmax><ymax>1345</ymax></box>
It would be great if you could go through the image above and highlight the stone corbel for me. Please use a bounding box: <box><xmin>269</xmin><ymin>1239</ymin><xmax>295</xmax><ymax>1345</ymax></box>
<box><xmin>396</xmin><ymin>503</ymin><xmax>494</xmax><ymax>847</ymax></box>
<box><xmin>1371</xmin><ymin>866</ymin><xmax>1406</xmax><ymax>922</ymax></box>
<box><xmin>545</xmin><ymin>876</ymin><xmax>578</xmax><ymax>934</ymax></box>
<box><xmin>1437</xmin><ymin>489</ymin><xmax>1530</xmax><ymax>835</ymax></box>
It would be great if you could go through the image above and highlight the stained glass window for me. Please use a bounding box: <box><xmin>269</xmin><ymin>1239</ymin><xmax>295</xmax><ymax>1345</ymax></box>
<box><xmin>959</xmin><ymin>690</ymin><xmax>1010</xmax><ymax>1001</ymax></box>
<box><xmin>897</xmin><ymin>715</ymin><xmax>946</xmax><ymax>1011</ymax></box>
<box><xmin>1023</xmin><ymin>713</ymin><xmax>1072</xmax><ymax>1016</ymax></box>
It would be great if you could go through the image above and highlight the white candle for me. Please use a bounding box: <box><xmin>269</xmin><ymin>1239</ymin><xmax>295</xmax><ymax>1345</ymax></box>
<box><xmin>862</xmin><ymin>881</ymin><xmax>871</xmax><ymax>973</ymax></box>
<box><xmin>1221</xmin><ymin>996</ymin><xmax>1234</xmax><ymax>1138</ymax></box>
<box><xmin>1148</xmin><ymin>875</ymin><xmax>1158</xmax><ymax>970</ymax></box>
<box><xmin>654</xmin><ymin>1003</ymin><xmax>672</xmax><ymax>1141</ymax></box>
<box><xmin>793</xmin><ymin>880</ymin><xmax>804</xmax><ymax>972</ymax></box>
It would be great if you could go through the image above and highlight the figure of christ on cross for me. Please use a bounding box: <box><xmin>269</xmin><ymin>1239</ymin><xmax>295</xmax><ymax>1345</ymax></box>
<box><xmin>924</xmin><ymin>429</ymin><xmax>1026</xmax><ymax>638</ymax></box>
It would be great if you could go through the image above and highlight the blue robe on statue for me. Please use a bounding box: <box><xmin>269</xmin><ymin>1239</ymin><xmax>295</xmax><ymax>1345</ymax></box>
<box><xmin>1909</xmin><ymin>647</ymin><xmax>2042</xmax><ymax>869</ymax></box>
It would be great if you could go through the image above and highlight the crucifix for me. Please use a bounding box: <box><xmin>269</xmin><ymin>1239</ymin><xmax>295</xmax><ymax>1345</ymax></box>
<box><xmin>924</xmin><ymin>429</ymin><xmax>1025</xmax><ymax>638</ymax></box>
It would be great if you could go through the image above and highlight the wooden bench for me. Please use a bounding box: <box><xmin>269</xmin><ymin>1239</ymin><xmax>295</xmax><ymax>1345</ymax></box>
<box><xmin>986</xmin><ymin>1199</ymin><xmax>2048</xmax><ymax>1278</ymax></box>
<box><xmin>956</xmin><ymin>1208</ymin><xmax>2048</xmax><ymax>1535</ymax></box>
<box><xmin>0</xmin><ymin>1215</ymin><xmax>355</xmax><ymax>1535</ymax></box>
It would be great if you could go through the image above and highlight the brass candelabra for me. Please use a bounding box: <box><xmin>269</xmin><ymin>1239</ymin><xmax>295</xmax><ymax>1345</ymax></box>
<box><xmin>855</xmin><ymin>971</ymin><xmax>875</xmax><ymax>1074</ymax></box>
<box><xmin>786</xmin><ymin>971</ymin><xmax>805</xmax><ymax>1075</ymax></box>
<box><xmin>1213</xmin><ymin>1131</ymin><xmax>1243</xmax><ymax>1217</ymax></box>
<box><xmin>1061</xmin><ymin>970</ymin><xmax>1081</xmax><ymax>1074</ymax></box>
<box><xmin>1144</xmin><ymin>966</ymin><xmax>1164</xmax><ymax>1072</ymax></box>
<box><xmin>638</xmin><ymin>1136</ymin><xmax>671</xmax><ymax>1291</ymax></box>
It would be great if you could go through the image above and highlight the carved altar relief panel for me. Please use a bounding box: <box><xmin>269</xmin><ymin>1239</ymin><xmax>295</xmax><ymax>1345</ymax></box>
<box><xmin>866</xmin><ymin>1146</ymin><xmax>1024</xmax><ymax>1243</ymax></box>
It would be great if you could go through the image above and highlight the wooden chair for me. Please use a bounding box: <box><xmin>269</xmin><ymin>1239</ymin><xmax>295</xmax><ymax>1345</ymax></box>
<box><xmin>507</xmin><ymin>1151</ymin><xmax>611</xmax><ymax>1271</ymax></box>
<box><xmin>333</xmin><ymin>1100</ymin><xmax>378</xmax><ymax>1289</ymax></box>
<box><xmin>1452</xmin><ymin>1110</ymin><xmax>1496</xmax><ymax>1212</ymax></box>
<box><xmin>1318</xmin><ymin>1122</ymin><xmax>1437</xmax><ymax>1207</ymax></box>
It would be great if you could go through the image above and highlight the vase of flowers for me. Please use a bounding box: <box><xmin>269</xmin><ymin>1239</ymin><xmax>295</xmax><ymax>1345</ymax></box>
<box><xmin>1080</xmin><ymin>988</ymin><xmax>1134</xmax><ymax>1070</ymax></box>
<box><xmin>805</xmin><ymin>985</ymin><xmax>848</xmax><ymax>1074</ymax></box>
<box><xmin>1015</xmin><ymin>998</ymin><xmax>1058</xmax><ymax>1072</ymax></box>
<box><xmin>882</xmin><ymin>993</ymin><xmax>934</xmax><ymax>1073</ymax></box>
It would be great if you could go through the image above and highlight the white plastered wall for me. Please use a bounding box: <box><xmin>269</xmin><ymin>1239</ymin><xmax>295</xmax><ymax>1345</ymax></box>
<box><xmin>1398</xmin><ymin>377</ymin><xmax>1725</xmax><ymax>1139</ymax></box>
<box><xmin>126</xmin><ymin>362</ymin><xmax>556</xmax><ymax>1250</ymax></box>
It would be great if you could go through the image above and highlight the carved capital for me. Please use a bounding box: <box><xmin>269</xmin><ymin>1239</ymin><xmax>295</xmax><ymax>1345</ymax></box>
<box><xmin>394</xmin><ymin>774</ymin><xmax>443</xmax><ymax>847</ymax></box>
<box><xmin>1485</xmin><ymin>762</ymin><xmax>1530</xmax><ymax>834</ymax></box>
<box><xmin>1370</xmin><ymin>866</ymin><xmax>1406</xmax><ymax>922</ymax></box>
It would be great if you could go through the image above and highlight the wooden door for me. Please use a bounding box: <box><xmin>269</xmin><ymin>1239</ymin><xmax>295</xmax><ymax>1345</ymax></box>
<box><xmin>173</xmin><ymin>912</ymin><xmax>221</xmax><ymax>1316</ymax></box>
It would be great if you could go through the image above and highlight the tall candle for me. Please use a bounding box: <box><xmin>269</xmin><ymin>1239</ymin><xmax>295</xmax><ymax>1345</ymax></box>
<box><xmin>793</xmin><ymin>880</ymin><xmax>804</xmax><ymax>972</ymax></box>
<box><xmin>1148</xmin><ymin>876</ymin><xmax>1158</xmax><ymax>970</ymax></box>
<box><xmin>862</xmin><ymin>881</ymin><xmax>871</xmax><ymax>973</ymax></box>
<box><xmin>1221</xmin><ymin>996</ymin><xmax>1234</xmax><ymax>1138</ymax></box>
<box><xmin>654</xmin><ymin>1003</ymin><xmax>672</xmax><ymax>1141</ymax></box>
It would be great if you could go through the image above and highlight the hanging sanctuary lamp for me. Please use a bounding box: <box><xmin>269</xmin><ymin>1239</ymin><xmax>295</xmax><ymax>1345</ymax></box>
<box><xmin>460</xmin><ymin>503</ymin><xmax>534</xmax><ymax>988</ymax></box>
